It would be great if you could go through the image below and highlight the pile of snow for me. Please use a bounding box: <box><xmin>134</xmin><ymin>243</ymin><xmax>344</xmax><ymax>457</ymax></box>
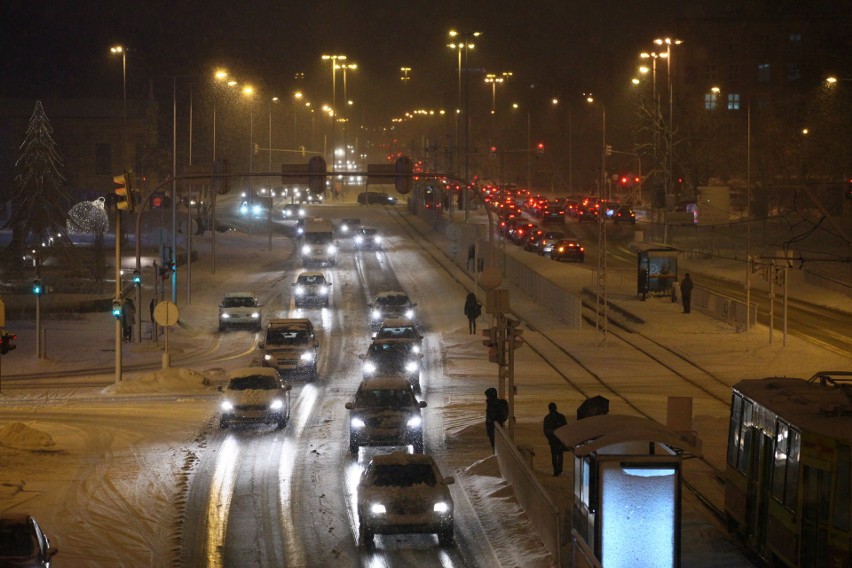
<box><xmin>0</xmin><ymin>422</ymin><xmax>56</xmax><ymax>450</ymax></box>
<box><xmin>101</xmin><ymin>367</ymin><xmax>215</xmax><ymax>395</ymax></box>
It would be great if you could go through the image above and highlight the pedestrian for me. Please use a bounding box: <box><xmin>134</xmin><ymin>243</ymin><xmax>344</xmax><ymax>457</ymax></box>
<box><xmin>484</xmin><ymin>387</ymin><xmax>509</xmax><ymax>451</ymax></box>
<box><xmin>122</xmin><ymin>297</ymin><xmax>136</xmax><ymax>342</ymax></box>
<box><xmin>680</xmin><ymin>273</ymin><xmax>694</xmax><ymax>314</ymax></box>
<box><xmin>464</xmin><ymin>292</ymin><xmax>482</xmax><ymax>334</ymax></box>
<box><xmin>543</xmin><ymin>402</ymin><xmax>568</xmax><ymax>476</ymax></box>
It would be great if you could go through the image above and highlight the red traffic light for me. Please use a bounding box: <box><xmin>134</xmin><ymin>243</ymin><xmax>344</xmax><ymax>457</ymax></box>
<box><xmin>536</xmin><ymin>142</ymin><xmax>545</xmax><ymax>155</ymax></box>
<box><xmin>620</xmin><ymin>176</ymin><xmax>629</xmax><ymax>185</ymax></box>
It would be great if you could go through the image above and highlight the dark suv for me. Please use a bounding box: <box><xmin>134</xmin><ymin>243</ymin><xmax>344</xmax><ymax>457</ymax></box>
<box><xmin>345</xmin><ymin>375</ymin><xmax>426</xmax><ymax>455</ymax></box>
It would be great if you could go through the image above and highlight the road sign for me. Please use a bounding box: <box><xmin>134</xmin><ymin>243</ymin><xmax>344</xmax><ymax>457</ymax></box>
<box><xmin>153</xmin><ymin>301</ymin><xmax>179</xmax><ymax>327</ymax></box>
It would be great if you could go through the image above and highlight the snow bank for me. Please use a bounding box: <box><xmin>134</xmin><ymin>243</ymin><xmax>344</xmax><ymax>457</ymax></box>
<box><xmin>0</xmin><ymin>422</ymin><xmax>56</xmax><ymax>450</ymax></box>
<box><xmin>100</xmin><ymin>367</ymin><xmax>214</xmax><ymax>395</ymax></box>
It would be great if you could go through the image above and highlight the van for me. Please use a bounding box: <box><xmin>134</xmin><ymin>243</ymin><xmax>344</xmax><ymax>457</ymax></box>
<box><xmin>301</xmin><ymin>218</ymin><xmax>337</xmax><ymax>267</ymax></box>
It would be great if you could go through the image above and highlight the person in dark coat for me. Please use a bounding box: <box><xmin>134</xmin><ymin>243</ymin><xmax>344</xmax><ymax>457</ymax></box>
<box><xmin>122</xmin><ymin>298</ymin><xmax>136</xmax><ymax>342</ymax></box>
<box><xmin>485</xmin><ymin>387</ymin><xmax>508</xmax><ymax>451</ymax></box>
<box><xmin>464</xmin><ymin>292</ymin><xmax>482</xmax><ymax>334</ymax></box>
<box><xmin>543</xmin><ymin>402</ymin><xmax>568</xmax><ymax>476</ymax></box>
<box><xmin>680</xmin><ymin>273</ymin><xmax>694</xmax><ymax>314</ymax></box>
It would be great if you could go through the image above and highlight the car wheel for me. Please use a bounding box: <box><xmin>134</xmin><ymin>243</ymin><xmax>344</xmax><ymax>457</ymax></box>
<box><xmin>359</xmin><ymin>522</ymin><xmax>374</xmax><ymax>548</ymax></box>
<box><xmin>438</xmin><ymin>528</ymin><xmax>454</xmax><ymax>546</ymax></box>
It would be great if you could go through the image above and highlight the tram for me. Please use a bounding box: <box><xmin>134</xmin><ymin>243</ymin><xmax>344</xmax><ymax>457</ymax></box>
<box><xmin>725</xmin><ymin>371</ymin><xmax>851</xmax><ymax>567</ymax></box>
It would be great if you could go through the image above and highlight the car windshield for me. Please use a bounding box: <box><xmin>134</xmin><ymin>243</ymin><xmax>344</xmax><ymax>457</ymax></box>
<box><xmin>360</xmin><ymin>229</ymin><xmax>377</xmax><ymax>236</ymax></box>
<box><xmin>222</xmin><ymin>297</ymin><xmax>256</xmax><ymax>308</ymax></box>
<box><xmin>370</xmin><ymin>464</ymin><xmax>436</xmax><ymax>487</ymax></box>
<box><xmin>357</xmin><ymin>388</ymin><xmax>416</xmax><ymax>407</ymax></box>
<box><xmin>367</xmin><ymin>343</ymin><xmax>408</xmax><ymax>358</ymax></box>
<box><xmin>0</xmin><ymin>523</ymin><xmax>37</xmax><ymax>556</ymax></box>
<box><xmin>376</xmin><ymin>295</ymin><xmax>409</xmax><ymax>307</ymax></box>
<box><xmin>375</xmin><ymin>327</ymin><xmax>417</xmax><ymax>339</ymax></box>
<box><xmin>227</xmin><ymin>375</ymin><xmax>278</xmax><ymax>390</ymax></box>
<box><xmin>298</xmin><ymin>275</ymin><xmax>325</xmax><ymax>285</ymax></box>
<box><xmin>266</xmin><ymin>329</ymin><xmax>310</xmax><ymax>346</ymax></box>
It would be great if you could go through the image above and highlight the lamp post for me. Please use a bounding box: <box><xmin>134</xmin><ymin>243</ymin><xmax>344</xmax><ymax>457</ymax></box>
<box><xmin>586</xmin><ymin>94</ymin><xmax>608</xmax><ymax>346</ymax></box>
<box><xmin>322</xmin><ymin>54</ymin><xmax>347</xmax><ymax>187</ymax></box>
<box><xmin>653</xmin><ymin>37</ymin><xmax>683</xmax><ymax>209</ymax></box>
<box><xmin>485</xmin><ymin>72</ymin><xmax>511</xmax><ymax>146</ymax></box>
<box><xmin>338</xmin><ymin>62</ymin><xmax>357</xmax><ymax>198</ymax></box>
<box><xmin>449</xmin><ymin>29</ymin><xmax>481</xmax><ymax>221</ymax></box>
<box><xmin>110</xmin><ymin>46</ymin><xmax>128</xmax><ymax>169</ymax></box>
<box><xmin>242</xmin><ymin>84</ymin><xmax>256</xmax><ymax>234</ymax></box>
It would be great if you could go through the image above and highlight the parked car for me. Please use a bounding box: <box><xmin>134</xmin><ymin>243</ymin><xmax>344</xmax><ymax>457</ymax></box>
<box><xmin>357</xmin><ymin>452</ymin><xmax>455</xmax><ymax>548</ymax></box>
<box><xmin>292</xmin><ymin>271</ymin><xmax>331</xmax><ymax>308</ymax></box>
<box><xmin>0</xmin><ymin>513</ymin><xmax>59</xmax><ymax>567</ymax></box>
<box><xmin>357</xmin><ymin>191</ymin><xmax>398</xmax><ymax>205</ymax></box>
<box><xmin>345</xmin><ymin>375</ymin><xmax>426</xmax><ymax>455</ymax></box>
<box><xmin>355</xmin><ymin>227</ymin><xmax>383</xmax><ymax>250</ymax></box>
<box><xmin>218</xmin><ymin>367</ymin><xmax>292</xmax><ymax>429</ymax></box>
<box><xmin>369</xmin><ymin>291</ymin><xmax>417</xmax><ymax>327</ymax></box>
<box><xmin>550</xmin><ymin>239</ymin><xmax>585</xmax><ymax>262</ymax></box>
<box><xmin>259</xmin><ymin>318</ymin><xmax>319</xmax><ymax>379</ymax></box>
<box><xmin>218</xmin><ymin>292</ymin><xmax>262</xmax><ymax>332</ymax></box>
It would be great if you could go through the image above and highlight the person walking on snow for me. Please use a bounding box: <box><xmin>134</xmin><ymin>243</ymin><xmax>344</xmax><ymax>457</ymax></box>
<box><xmin>464</xmin><ymin>292</ymin><xmax>482</xmax><ymax>334</ymax></box>
<box><xmin>543</xmin><ymin>402</ymin><xmax>568</xmax><ymax>476</ymax></box>
<box><xmin>680</xmin><ymin>273</ymin><xmax>694</xmax><ymax>314</ymax></box>
<box><xmin>485</xmin><ymin>387</ymin><xmax>509</xmax><ymax>451</ymax></box>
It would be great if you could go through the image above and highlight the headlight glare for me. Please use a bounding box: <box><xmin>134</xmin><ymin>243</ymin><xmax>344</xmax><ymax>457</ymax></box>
<box><xmin>407</xmin><ymin>415</ymin><xmax>422</xmax><ymax>428</ymax></box>
<box><xmin>220</xmin><ymin>313</ymin><xmax>231</xmax><ymax>319</ymax></box>
<box><xmin>269</xmin><ymin>399</ymin><xmax>283</xmax><ymax>410</ymax></box>
<box><xmin>363</xmin><ymin>362</ymin><xmax>377</xmax><ymax>374</ymax></box>
<box><xmin>327</xmin><ymin>244</ymin><xmax>337</xmax><ymax>254</ymax></box>
<box><xmin>301</xmin><ymin>244</ymin><xmax>310</xmax><ymax>254</ymax></box>
<box><xmin>220</xmin><ymin>400</ymin><xmax>234</xmax><ymax>411</ymax></box>
<box><xmin>251</xmin><ymin>312</ymin><xmax>260</xmax><ymax>319</ymax></box>
<box><xmin>295</xmin><ymin>286</ymin><xmax>305</xmax><ymax>295</ymax></box>
<box><xmin>371</xmin><ymin>309</ymin><xmax>381</xmax><ymax>320</ymax></box>
<box><xmin>433</xmin><ymin>502</ymin><xmax>450</xmax><ymax>514</ymax></box>
<box><xmin>405</xmin><ymin>361</ymin><xmax>418</xmax><ymax>372</ymax></box>
<box><xmin>405</xmin><ymin>309</ymin><xmax>415</xmax><ymax>319</ymax></box>
<box><xmin>351</xmin><ymin>417</ymin><xmax>366</xmax><ymax>428</ymax></box>
<box><xmin>300</xmin><ymin>351</ymin><xmax>314</xmax><ymax>362</ymax></box>
<box><xmin>370</xmin><ymin>503</ymin><xmax>386</xmax><ymax>515</ymax></box>
<box><xmin>264</xmin><ymin>353</ymin><xmax>274</xmax><ymax>361</ymax></box>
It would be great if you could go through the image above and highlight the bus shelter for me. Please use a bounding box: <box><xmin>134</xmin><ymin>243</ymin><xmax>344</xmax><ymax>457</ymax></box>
<box><xmin>634</xmin><ymin>243</ymin><xmax>679</xmax><ymax>297</ymax></box>
<box><xmin>555</xmin><ymin>414</ymin><xmax>702</xmax><ymax>568</ymax></box>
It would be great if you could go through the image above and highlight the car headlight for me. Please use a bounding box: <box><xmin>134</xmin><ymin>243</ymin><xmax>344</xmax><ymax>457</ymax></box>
<box><xmin>351</xmin><ymin>417</ymin><xmax>366</xmax><ymax>428</ymax></box>
<box><xmin>239</xmin><ymin>204</ymin><xmax>248</xmax><ymax>214</ymax></box>
<box><xmin>371</xmin><ymin>309</ymin><xmax>381</xmax><ymax>320</ymax></box>
<box><xmin>269</xmin><ymin>399</ymin><xmax>284</xmax><ymax>410</ymax></box>
<box><xmin>374</xmin><ymin>236</ymin><xmax>382</xmax><ymax>243</ymax></box>
<box><xmin>411</xmin><ymin>345</ymin><xmax>420</xmax><ymax>354</ymax></box>
<box><xmin>363</xmin><ymin>362</ymin><xmax>376</xmax><ymax>374</ymax></box>
<box><xmin>433</xmin><ymin>501</ymin><xmax>451</xmax><ymax>514</ymax></box>
<box><xmin>405</xmin><ymin>309</ymin><xmax>415</xmax><ymax>319</ymax></box>
<box><xmin>370</xmin><ymin>503</ymin><xmax>386</xmax><ymax>515</ymax></box>
<box><xmin>252</xmin><ymin>204</ymin><xmax>262</xmax><ymax>215</ymax></box>
<box><xmin>320</xmin><ymin>286</ymin><xmax>329</xmax><ymax>295</ymax></box>
<box><xmin>297</xmin><ymin>227</ymin><xmax>304</xmax><ymax>235</ymax></box>
<box><xmin>220</xmin><ymin>400</ymin><xmax>234</xmax><ymax>411</ymax></box>
<box><xmin>295</xmin><ymin>286</ymin><xmax>305</xmax><ymax>295</ymax></box>
<box><xmin>251</xmin><ymin>312</ymin><xmax>260</xmax><ymax>319</ymax></box>
<box><xmin>355</xmin><ymin>236</ymin><xmax>363</xmax><ymax>244</ymax></box>
<box><xmin>300</xmin><ymin>351</ymin><xmax>314</xmax><ymax>362</ymax></box>
<box><xmin>298</xmin><ymin>208</ymin><xmax>305</xmax><ymax>217</ymax></box>
<box><xmin>301</xmin><ymin>244</ymin><xmax>310</xmax><ymax>254</ymax></box>
<box><xmin>220</xmin><ymin>313</ymin><xmax>231</xmax><ymax>319</ymax></box>
<box><xmin>264</xmin><ymin>353</ymin><xmax>274</xmax><ymax>361</ymax></box>
<box><xmin>341</xmin><ymin>225</ymin><xmax>349</xmax><ymax>233</ymax></box>
<box><xmin>405</xmin><ymin>361</ymin><xmax>418</xmax><ymax>372</ymax></box>
<box><xmin>407</xmin><ymin>415</ymin><xmax>422</xmax><ymax>428</ymax></box>
<box><xmin>327</xmin><ymin>244</ymin><xmax>337</xmax><ymax>254</ymax></box>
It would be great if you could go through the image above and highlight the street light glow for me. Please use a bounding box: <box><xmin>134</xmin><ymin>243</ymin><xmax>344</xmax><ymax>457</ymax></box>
<box><xmin>110</xmin><ymin>45</ymin><xmax>124</xmax><ymax>54</ymax></box>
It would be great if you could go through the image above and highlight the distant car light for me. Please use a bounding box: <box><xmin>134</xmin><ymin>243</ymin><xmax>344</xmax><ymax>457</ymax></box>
<box><xmin>407</xmin><ymin>415</ymin><xmax>423</xmax><ymax>428</ymax></box>
<box><xmin>301</xmin><ymin>244</ymin><xmax>310</xmax><ymax>255</ymax></box>
<box><xmin>405</xmin><ymin>309</ymin><xmax>415</xmax><ymax>319</ymax></box>
<box><xmin>320</xmin><ymin>286</ymin><xmax>329</xmax><ymax>295</ymax></box>
<box><xmin>220</xmin><ymin>400</ymin><xmax>234</xmax><ymax>411</ymax></box>
<box><xmin>295</xmin><ymin>286</ymin><xmax>305</xmax><ymax>295</ymax></box>
<box><xmin>363</xmin><ymin>362</ymin><xmax>377</xmax><ymax>374</ymax></box>
<box><xmin>220</xmin><ymin>313</ymin><xmax>231</xmax><ymax>319</ymax></box>
<box><xmin>327</xmin><ymin>244</ymin><xmax>337</xmax><ymax>255</ymax></box>
<box><xmin>370</xmin><ymin>503</ymin><xmax>387</xmax><ymax>515</ymax></box>
<box><xmin>405</xmin><ymin>361</ymin><xmax>418</xmax><ymax>372</ymax></box>
<box><xmin>355</xmin><ymin>236</ymin><xmax>363</xmax><ymax>244</ymax></box>
<box><xmin>371</xmin><ymin>309</ymin><xmax>381</xmax><ymax>320</ymax></box>
<box><xmin>433</xmin><ymin>502</ymin><xmax>451</xmax><ymax>513</ymax></box>
<box><xmin>269</xmin><ymin>399</ymin><xmax>284</xmax><ymax>410</ymax></box>
<box><xmin>351</xmin><ymin>417</ymin><xmax>366</xmax><ymax>428</ymax></box>
<box><xmin>300</xmin><ymin>351</ymin><xmax>314</xmax><ymax>362</ymax></box>
<box><xmin>251</xmin><ymin>312</ymin><xmax>260</xmax><ymax>319</ymax></box>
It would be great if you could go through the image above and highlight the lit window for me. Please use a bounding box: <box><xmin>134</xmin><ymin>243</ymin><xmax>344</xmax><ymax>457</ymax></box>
<box><xmin>789</xmin><ymin>32</ymin><xmax>801</xmax><ymax>42</ymax></box>
<box><xmin>704</xmin><ymin>93</ymin><xmax>718</xmax><ymax>111</ymax></box>
<box><xmin>727</xmin><ymin>93</ymin><xmax>741</xmax><ymax>111</ymax></box>
<box><xmin>757</xmin><ymin>63</ymin><xmax>771</xmax><ymax>82</ymax></box>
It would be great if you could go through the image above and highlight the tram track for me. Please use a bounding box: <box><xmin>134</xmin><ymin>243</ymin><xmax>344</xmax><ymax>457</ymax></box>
<box><xmin>389</xmin><ymin>208</ymin><xmax>730</xmax><ymax>523</ymax></box>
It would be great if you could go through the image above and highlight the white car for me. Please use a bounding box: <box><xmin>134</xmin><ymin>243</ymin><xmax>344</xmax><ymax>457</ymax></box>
<box><xmin>218</xmin><ymin>292</ymin><xmax>262</xmax><ymax>332</ymax></box>
<box><xmin>357</xmin><ymin>452</ymin><xmax>455</xmax><ymax>548</ymax></box>
<box><xmin>218</xmin><ymin>367</ymin><xmax>292</xmax><ymax>429</ymax></box>
<box><xmin>369</xmin><ymin>291</ymin><xmax>417</xmax><ymax>327</ymax></box>
<box><xmin>292</xmin><ymin>271</ymin><xmax>332</xmax><ymax>308</ymax></box>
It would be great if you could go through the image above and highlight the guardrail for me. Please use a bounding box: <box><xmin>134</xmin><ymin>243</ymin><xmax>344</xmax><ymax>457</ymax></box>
<box><xmin>494</xmin><ymin>424</ymin><xmax>565</xmax><ymax>567</ymax></box>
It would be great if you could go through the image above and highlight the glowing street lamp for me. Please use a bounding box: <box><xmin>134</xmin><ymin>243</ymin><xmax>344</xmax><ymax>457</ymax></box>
<box><xmin>448</xmin><ymin>29</ymin><xmax>481</xmax><ymax>221</ymax></box>
<box><xmin>653</xmin><ymin>37</ymin><xmax>683</xmax><ymax>203</ymax></box>
<box><xmin>321</xmin><ymin>54</ymin><xmax>347</xmax><ymax>178</ymax></box>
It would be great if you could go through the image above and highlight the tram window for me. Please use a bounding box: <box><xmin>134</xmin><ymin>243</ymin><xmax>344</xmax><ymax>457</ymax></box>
<box><xmin>834</xmin><ymin>445</ymin><xmax>850</xmax><ymax>531</ymax></box>
<box><xmin>771</xmin><ymin>420</ymin><xmax>801</xmax><ymax>511</ymax></box>
<box><xmin>728</xmin><ymin>394</ymin><xmax>753</xmax><ymax>474</ymax></box>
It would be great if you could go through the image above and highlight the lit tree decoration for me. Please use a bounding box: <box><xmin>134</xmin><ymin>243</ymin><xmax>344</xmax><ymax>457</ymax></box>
<box><xmin>67</xmin><ymin>197</ymin><xmax>109</xmax><ymax>234</ymax></box>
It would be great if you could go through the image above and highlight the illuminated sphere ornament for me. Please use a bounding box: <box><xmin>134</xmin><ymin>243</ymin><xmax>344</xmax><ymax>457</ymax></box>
<box><xmin>67</xmin><ymin>197</ymin><xmax>109</xmax><ymax>234</ymax></box>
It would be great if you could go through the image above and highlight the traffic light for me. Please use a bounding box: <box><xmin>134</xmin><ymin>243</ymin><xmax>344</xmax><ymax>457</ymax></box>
<box><xmin>0</xmin><ymin>331</ymin><xmax>16</xmax><ymax>354</ymax></box>
<box><xmin>132</xmin><ymin>270</ymin><xmax>141</xmax><ymax>286</ymax></box>
<box><xmin>535</xmin><ymin>142</ymin><xmax>545</xmax><ymax>156</ymax></box>
<box><xmin>489</xmin><ymin>146</ymin><xmax>497</xmax><ymax>160</ymax></box>
<box><xmin>112</xmin><ymin>300</ymin><xmax>122</xmax><ymax>319</ymax></box>
<box><xmin>113</xmin><ymin>170</ymin><xmax>135</xmax><ymax>211</ymax></box>
<box><xmin>32</xmin><ymin>279</ymin><xmax>43</xmax><ymax>296</ymax></box>
<box><xmin>395</xmin><ymin>155</ymin><xmax>413</xmax><ymax>195</ymax></box>
<box><xmin>308</xmin><ymin>156</ymin><xmax>327</xmax><ymax>195</ymax></box>
<box><xmin>619</xmin><ymin>175</ymin><xmax>630</xmax><ymax>187</ymax></box>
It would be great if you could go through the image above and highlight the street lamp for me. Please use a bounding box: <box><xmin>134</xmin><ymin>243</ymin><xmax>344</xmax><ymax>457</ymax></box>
<box><xmin>448</xmin><ymin>29</ymin><xmax>481</xmax><ymax>221</ymax></box>
<box><xmin>586</xmin><ymin>94</ymin><xmax>608</xmax><ymax>346</ymax></box>
<box><xmin>242</xmin><ymin>84</ymin><xmax>256</xmax><ymax>230</ymax></box>
<box><xmin>110</xmin><ymin>45</ymin><xmax>128</xmax><ymax>169</ymax></box>
<box><xmin>321</xmin><ymin>54</ymin><xmax>347</xmax><ymax>184</ymax></box>
<box><xmin>653</xmin><ymin>37</ymin><xmax>683</xmax><ymax>208</ymax></box>
<box><xmin>337</xmin><ymin>62</ymin><xmax>357</xmax><ymax>197</ymax></box>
